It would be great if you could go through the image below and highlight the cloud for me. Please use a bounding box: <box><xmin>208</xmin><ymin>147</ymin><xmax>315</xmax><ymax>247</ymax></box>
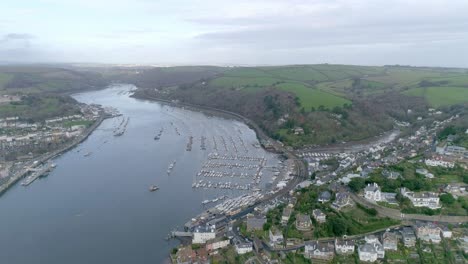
<box><xmin>1</xmin><ymin>33</ymin><xmax>35</xmax><ymax>42</ymax></box>
<box><xmin>1</xmin><ymin>0</ymin><xmax>468</xmax><ymax>66</ymax></box>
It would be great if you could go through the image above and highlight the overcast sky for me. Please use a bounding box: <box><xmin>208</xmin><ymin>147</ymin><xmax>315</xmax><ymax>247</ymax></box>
<box><xmin>1</xmin><ymin>0</ymin><xmax>468</xmax><ymax>67</ymax></box>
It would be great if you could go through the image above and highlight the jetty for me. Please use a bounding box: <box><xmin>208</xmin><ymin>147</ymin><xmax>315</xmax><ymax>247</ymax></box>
<box><xmin>21</xmin><ymin>163</ymin><xmax>56</xmax><ymax>186</ymax></box>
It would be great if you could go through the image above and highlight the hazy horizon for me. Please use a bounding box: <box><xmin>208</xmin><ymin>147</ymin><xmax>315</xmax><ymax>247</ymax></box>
<box><xmin>2</xmin><ymin>0</ymin><xmax>468</xmax><ymax>67</ymax></box>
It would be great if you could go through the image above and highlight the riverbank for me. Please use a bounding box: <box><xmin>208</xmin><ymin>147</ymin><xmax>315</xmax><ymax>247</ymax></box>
<box><xmin>131</xmin><ymin>93</ymin><xmax>277</xmax><ymax>150</ymax></box>
<box><xmin>0</xmin><ymin>111</ymin><xmax>110</xmax><ymax>196</ymax></box>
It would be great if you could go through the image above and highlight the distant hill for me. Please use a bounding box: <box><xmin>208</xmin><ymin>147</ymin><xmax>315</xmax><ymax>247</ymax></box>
<box><xmin>0</xmin><ymin>65</ymin><xmax>108</xmax><ymax>95</ymax></box>
<box><xmin>1</xmin><ymin>64</ymin><xmax>467</xmax><ymax>147</ymax></box>
<box><xmin>131</xmin><ymin>64</ymin><xmax>468</xmax><ymax>147</ymax></box>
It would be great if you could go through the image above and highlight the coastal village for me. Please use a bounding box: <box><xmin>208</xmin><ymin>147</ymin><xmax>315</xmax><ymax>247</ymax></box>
<box><xmin>0</xmin><ymin>103</ymin><xmax>117</xmax><ymax>193</ymax></box>
<box><xmin>169</xmin><ymin>109</ymin><xmax>468</xmax><ymax>263</ymax></box>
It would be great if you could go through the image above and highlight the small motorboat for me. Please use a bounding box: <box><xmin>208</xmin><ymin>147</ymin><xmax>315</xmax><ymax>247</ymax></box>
<box><xmin>149</xmin><ymin>185</ymin><xmax>159</xmax><ymax>192</ymax></box>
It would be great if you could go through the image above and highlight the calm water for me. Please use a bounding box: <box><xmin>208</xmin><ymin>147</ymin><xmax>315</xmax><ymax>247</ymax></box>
<box><xmin>0</xmin><ymin>84</ymin><xmax>278</xmax><ymax>264</ymax></box>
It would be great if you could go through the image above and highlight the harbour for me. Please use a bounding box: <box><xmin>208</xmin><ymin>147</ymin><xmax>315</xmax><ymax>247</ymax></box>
<box><xmin>0</xmin><ymin>84</ymin><xmax>282</xmax><ymax>264</ymax></box>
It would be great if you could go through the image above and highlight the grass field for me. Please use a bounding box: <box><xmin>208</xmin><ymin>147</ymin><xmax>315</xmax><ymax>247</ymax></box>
<box><xmin>275</xmin><ymin>82</ymin><xmax>350</xmax><ymax>109</ymax></box>
<box><xmin>209</xmin><ymin>76</ymin><xmax>283</xmax><ymax>88</ymax></box>
<box><xmin>418</xmin><ymin>75</ymin><xmax>468</xmax><ymax>87</ymax></box>
<box><xmin>404</xmin><ymin>86</ymin><xmax>468</xmax><ymax>107</ymax></box>
<box><xmin>261</xmin><ymin>66</ymin><xmax>329</xmax><ymax>82</ymax></box>
<box><xmin>208</xmin><ymin>65</ymin><xmax>468</xmax><ymax>109</ymax></box>
<box><xmin>367</xmin><ymin>68</ymin><xmax>454</xmax><ymax>86</ymax></box>
<box><xmin>0</xmin><ymin>95</ymin><xmax>79</xmax><ymax>121</ymax></box>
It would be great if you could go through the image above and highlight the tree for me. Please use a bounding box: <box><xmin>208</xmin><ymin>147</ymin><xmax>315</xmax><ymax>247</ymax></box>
<box><xmin>440</xmin><ymin>193</ymin><xmax>456</xmax><ymax>205</ymax></box>
<box><xmin>348</xmin><ymin>178</ymin><xmax>366</xmax><ymax>193</ymax></box>
<box><xmin>328</xmin><ymin>216</ymin><xmax>347</xmax><ymax>236</ymax></box>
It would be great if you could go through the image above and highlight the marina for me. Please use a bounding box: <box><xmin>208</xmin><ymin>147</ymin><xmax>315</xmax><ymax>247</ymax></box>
<box><xmin>0</xmin><ymin>84</ymin><xmax>282</xmax><ymax>264</ymax></box>
<box><xmin>154</xmin><ymin>128</ymin><xmax>163</xmax><ymax>140</ymax></box>
<box><xmin>186</xmin><ymin>136</ymin><xmax>193</xmax><ymax>151</ymax></box>
<box><xmin>113</xmin><ymin>116</ymin><xmax>130</xmax><ymax>136</ymax></box>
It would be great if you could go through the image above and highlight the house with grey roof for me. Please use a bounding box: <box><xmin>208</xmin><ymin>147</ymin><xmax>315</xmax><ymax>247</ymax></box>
<box><xmin>358</xmin><ymin>243</ymin><xmax>378</xmax><ymax>262</ymax></box>
<box><xmin>335</xmin><ymin>239</ymin><xmax>355</xmax><ymax>254</ymax></box>
<box><xmin>332</xmin><ymin>192</ymin><xmax>352</xmax><ymax>210</ymax></box>
<box><xmin>269</xmin><ymin>229</ymin><xmax>284</xmax><ymax>247</ymax></box>
<box><xmin>364</xmin><ymin>183</ymin><xmax>382</xmax><ymax>202</ymax></box>
<box><xmin>415</xmin><ymin>221</ymin><xmax>441</xmax><ymax>244</ymax></box>
<box><xmin>382</xmin><ymin>231</ymin><xmax>398</xmax><ymax>251</ymax></box>
<box><xmin>295</xmin><ymin>214</ymin><xmax>312</xmax><ymax>231</ymax></box>
<box><xmin>318</xmin><ymin>191</ymin><xmax>331</xmax><ymax>203</ymax></box>
<box><xmin>400</xmin><ymin>227</ymin><xmax>416</xmax><ymax>247</ymax></box>
<box><xmin>312</xmin><ymin>209</ymin><xmax>326</xmax><ymax>223</ymax></box>
<box><xmin>304</xmin><ymin>240</ymin><xmax>335</xmax><ymax>260</ymax></box>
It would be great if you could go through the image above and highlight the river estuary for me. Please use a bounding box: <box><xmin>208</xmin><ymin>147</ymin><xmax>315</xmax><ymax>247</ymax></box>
<box><xmin>0</xmin><ymin>84</ymin><xmax>280</xmax><ymax>264</ymax></box>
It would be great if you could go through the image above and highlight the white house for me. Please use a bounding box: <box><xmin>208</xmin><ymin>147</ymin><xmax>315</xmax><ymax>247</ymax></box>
<box><xmin>364</xmin><ymin>183</ymin><xmax>382</xmax><ymax>202</ymax></box>
<box><xmin>335</xmin><ymin>239</ymin><xmax>355</xmax><ymax>254</ymax></box>
<box><xmin>192</xmin><ymin>226</ymin><xmax>216</xmax><ymax>244</ymax></box>
<box><xmin>400</xmin><ymin>188</ymin><xmax>441</xmax><ymax>209</ymax></box>
<box><xmin>269</xmin><ymin>229</ymin><xmax>284</xmax><ymax>247</ymax></box>
<box><xmin>235</xmin><ymin>242</ymin><xmax>253</xmax><ymax>254</ymax></box>
<box><xmin>439</xmin><ymin>226</ymin><xmax>452</xmax><ymax>239</ymax></box>
<box><xmin>312</xmin><ymin>209</ymin><xmax>326</xmax><ymax>223</ymax></box>
<box><xmin>358</xmin><ymin>243</ymin><xmax>378</xmax><ymax>262</ymax></box>
<box><xmin>415</xmin><ymin>168</ymin><xmax>434</xmax><ymax>179</ymax></box>
<box><xmin>362</xmin><ymin>235</ymin><xmax>385</xmax><ymax>259</ymax></box>
<box><xmin>425</xmin><ymin>159</ymin><xmax>454</xmax><ymax>168</ymax></box>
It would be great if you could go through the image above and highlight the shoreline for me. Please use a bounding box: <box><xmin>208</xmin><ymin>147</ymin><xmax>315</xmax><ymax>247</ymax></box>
<box><xmin>132</xmin><ymin>92</ymin><xmax>286</xmax><ymax>155</ymax></box>
<box><xmin>0</xmin><ymin>112</ymin><xmax>110</xmax><ymax>196</ymax></box>
<box><xmin>132</xmin><ymin>90</ymin><xmax>401</xmax><ymax>155</ymax></box>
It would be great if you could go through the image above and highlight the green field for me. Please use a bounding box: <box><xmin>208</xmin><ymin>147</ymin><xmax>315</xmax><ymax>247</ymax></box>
<box><xmin>261</xmin><ymin>66</ymin><xmax>329</xmax><ymax>82</ymax></box>
<box><xmin>0</xmin><ymin>95</ymin><xmax>79</xmax><ymax>121</ymax></box>
<box><xmin>367</xmin><ymin>68</ymin><xmax>454</xmax><ymax>86</ymax></box>
<box><xmin>404</xmin><ymin>86</ymin><xmax>468</xmax><ymax>107</ymax></box>
<box><xmin>421</xmin><ymin>74</ymin><xmax>468</xmax><ymax>87</ymax></box>
<box><xmin>209</xmin><ymin>76</ymin><xmax>283</xmax><ymax>89</ymax></box>
<box><xmin>207</xmin><ymin>65</ymin><xmax>468</xmax><ymax>108</ymax></box>
<box><xmin>275</xmin><ymin>82</ymin><xmax>350</xmax><ymax>109</ymax></box>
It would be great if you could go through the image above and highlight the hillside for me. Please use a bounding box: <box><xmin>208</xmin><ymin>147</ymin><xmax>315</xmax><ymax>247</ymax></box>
<box><xmin>0</xmin><ymin>65</ymin><xmax>109</xmax><ymax>95</ymax></box>
<box><xmin>0</xmin><ymin>65</ymin><xmax>109</xmax><ymax>121</ymax></box>
<box><xmin>132</xmin><ymin>64</ymin><xmax>468</xmax><ymax>147</ymax></box>
<box><xmin>1</xmin><ymin>64</ymin><xmax>467</xmax><ymax>147</ymax></box>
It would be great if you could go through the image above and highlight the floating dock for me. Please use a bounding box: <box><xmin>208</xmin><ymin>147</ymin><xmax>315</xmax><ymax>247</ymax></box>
<box><xmin>21</xmin><ymin>163</ymin><xmax>56</xmax><ymax>186</ymax></box>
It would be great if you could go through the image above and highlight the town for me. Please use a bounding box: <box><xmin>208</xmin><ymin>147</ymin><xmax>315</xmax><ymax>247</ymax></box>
<box><xmin>0</xmin><ymin>102</ymin><xmax>117</xmax><ymax>194</ymax></box>
<box><xmin>170</xmin><ymin>109</ymin><xmax>468</xmax><ymax>264</ymax></box>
